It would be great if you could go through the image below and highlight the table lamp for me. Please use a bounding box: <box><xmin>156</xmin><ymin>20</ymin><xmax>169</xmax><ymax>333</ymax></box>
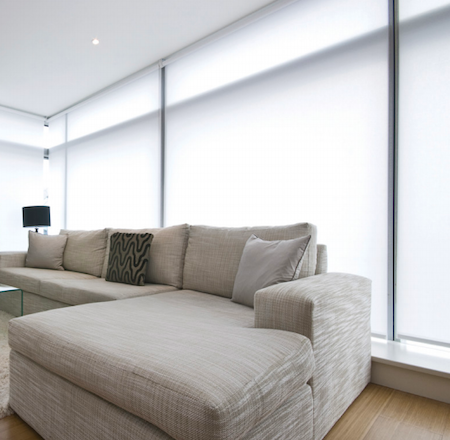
<box><xmin>22</xmin><ymin>206</ymin><xmax>51</xmax><ymax>233</ymax></box>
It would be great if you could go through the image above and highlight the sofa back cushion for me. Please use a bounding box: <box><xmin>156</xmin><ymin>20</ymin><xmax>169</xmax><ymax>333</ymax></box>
<box><xmin>60</xmin><ymin>229</ymin><xmax>108</xmax><ymax>277</ymax></box>
<box><xmin>101</xmin><ymin>224</ymin><xmax>189</xmax><ymax>288</ymax></box>
<box><xmin>25</xmin><ymin>231</ymin><xmax>68</xmax><ymax>271</ymax></box>
<box><xmin>183</xmin><ymin>223</ymin><xmax>317</xmax><ymax>298</ymax></box>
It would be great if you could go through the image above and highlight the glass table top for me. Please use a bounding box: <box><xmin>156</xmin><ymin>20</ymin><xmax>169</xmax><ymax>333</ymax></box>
<box><xmin>0</xmin><ymin>283</ymin><xmax>22</xmax><ymax>292</ymax></box>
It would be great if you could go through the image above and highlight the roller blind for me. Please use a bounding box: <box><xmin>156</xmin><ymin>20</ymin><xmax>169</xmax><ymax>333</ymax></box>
<box><xmin>166</xmin><ymin>0</ymin><xmax>389</xmax><ymax>335</ymax></box>
<box><xmin>397</xmin><ymin>0</ymin><xmax>450</xmax><ymax>345</ymax></box>
<box><xmin>0</xmin><ymin>143</ymin><xmax>44</xmax><ymax>250</ymax></box>
<box><xmin>68</xmin><ymin>73</ymin><xmax>159</xmax><ymax>141</ymax></box>
<box><xmin>48</xmin><ymin>70</ymin><xmax>161</xmax><ymax>231</ymax></box>
<box><xmin>66</xmin><ymin>114</ymin><xmax>160</xmax><ymax>230</ymax></box>
<box><xmin>0</xmin><ymin>109</ymin><xmax>43</xmax><ymax>148</ymax></box>
<box><xmin>0</xmin><ymin>110</ymin><xmax>44</xmax><ymax>250</ymax></box>
<box><xmin>47</xmin><ymin>144</ymin><xmax>66</xmax><ymax>235</ymax></box>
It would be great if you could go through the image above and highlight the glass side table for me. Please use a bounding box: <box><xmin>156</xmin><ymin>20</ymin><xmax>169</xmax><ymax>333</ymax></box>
<box><xmin>0</xmin><ymin>283</ymin><xmax>23</xmax><ymax>316</ymax></box>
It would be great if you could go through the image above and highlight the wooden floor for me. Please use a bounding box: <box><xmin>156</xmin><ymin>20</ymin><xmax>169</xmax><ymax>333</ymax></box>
<box><xmin>1</xmin><ymin>384</ymin><xmax>449</xmax><ymax>440</ymax></box>
<box><xmin>324</xmin><ymin>384</ymin><xmax>450</xmax><ymax>440</ymax></box>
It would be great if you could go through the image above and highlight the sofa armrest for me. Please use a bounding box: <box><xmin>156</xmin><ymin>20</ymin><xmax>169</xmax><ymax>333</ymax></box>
<box><xmin>0</xmin><ymin>252</ymin><xmax>27</xmax><ymax>268</ymax></box>
<box><xmin>254</xmin><ymin>273</ymin><xmax>371</xmax><ymax>440</ymax></box>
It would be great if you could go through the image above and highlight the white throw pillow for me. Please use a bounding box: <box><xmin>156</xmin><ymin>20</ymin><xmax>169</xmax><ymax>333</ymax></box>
<box><xmin>231</xmin><ymin>234</ymin><xmax>311</xmax><ymax>308</ymax></box>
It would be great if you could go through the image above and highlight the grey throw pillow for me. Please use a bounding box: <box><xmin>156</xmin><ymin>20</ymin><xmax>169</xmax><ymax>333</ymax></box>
<box><xmin>105</xmin><ymin>233</ymin><xmax>153</xmax><ymax>286</ymax></box>
<box><xmin>25</xmin><ymin>231</ymin><xmax>68</xmax><ymax>271</ymax></box>
<box><xmin>231</xmin><ymin>234</ymin><xmax>311</xmax><ymax>308</ymax></box>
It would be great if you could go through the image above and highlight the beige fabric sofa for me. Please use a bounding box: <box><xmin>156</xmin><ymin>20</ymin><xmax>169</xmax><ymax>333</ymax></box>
<box><xmin>0</xmin><ymin>222</ymin><xmax>371</xmax><ymax>440</ymax></box>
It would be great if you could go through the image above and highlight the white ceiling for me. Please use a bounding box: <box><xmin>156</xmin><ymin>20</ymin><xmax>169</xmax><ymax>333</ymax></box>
<box><xmin>0</xmin><ymin>0</ymin><xmax>276</xmax><ymax>117</ymax></box>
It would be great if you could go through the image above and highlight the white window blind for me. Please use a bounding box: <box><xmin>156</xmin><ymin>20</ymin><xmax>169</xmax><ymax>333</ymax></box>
<box><xmin>0</xmin><ymin>109</ymin><xmax>44</xmax><ymax>148</ymax></box>
<box><xmin>166</xmin><ymin>0</ymin><xmax>389</xmax><ymax>335</ymax></box>
<box><xmin>66</xmin><ymin>115</ymin><xmax>160</xmax><ymax>230</ymax></box>
<box><xmin>397</xmin><ymin>0</ymin><xmax>450</xmax><ymax>345</ymax></box>
<box><xmin>67</xmin><ymin>72</ymin><xmax>159</xmax><ymax>141</ymax></box>
<box><xmin>167</xmin><ymin>0</ymin><xmax>387</xmax><ymax>106</ymax></box>
<box><xmin>0</xmin><ymin>143</ymin><xmax>44</xmax><ymax>250</ymax></box>
<box><xmin>47</xmin><ymin>144</ymin><xmax>66</xmax><ymax>235</ymax></box>
<box><xmin>46</xmin><ymin>115</ymin><xmax>66</xmax><ymax>149</ymax></box>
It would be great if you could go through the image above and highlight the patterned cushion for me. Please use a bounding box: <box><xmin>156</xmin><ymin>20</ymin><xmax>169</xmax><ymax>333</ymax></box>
<box><xmin>101</xmin><ymin>224</ymin><xmax>189</xmax><ymax>288</ymax></box>
<box><xmin>105</xmin><ymin>233</ymin><xmax>153</xmax><ymax>286</ymax></box>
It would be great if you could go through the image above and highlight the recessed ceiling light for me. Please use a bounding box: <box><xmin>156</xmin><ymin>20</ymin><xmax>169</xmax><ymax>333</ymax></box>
<box><xmin>92</xmin><ymin>38</ymin><xmax>100</xmax><ymax>45</ymax></box>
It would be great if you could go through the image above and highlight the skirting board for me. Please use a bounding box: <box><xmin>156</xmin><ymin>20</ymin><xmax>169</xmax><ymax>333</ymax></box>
<box><xmin>371</xmin><ymin>360</ymin><xmax>450</xmax><ymax>404</ymax></box>
<box><xmin>371</xmin><ymin>339</ymin><xmax>450</xmax><ymax>404</ymax></box>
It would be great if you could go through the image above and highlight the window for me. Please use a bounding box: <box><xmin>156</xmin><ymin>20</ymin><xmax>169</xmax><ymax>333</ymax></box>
<box><xmin>397</xmin><ymin>0</ymin><xmax>450</xmax><ymax>346</ymax></box>
<box><xmin>165</xmin><ymin>0</ymin><xmax>389</xmax><ymax>335</ymax></box>
<box><xmin>0</xmin><ymin>110</ymin><xmax>44</xmax><ymax>250</ymax></box>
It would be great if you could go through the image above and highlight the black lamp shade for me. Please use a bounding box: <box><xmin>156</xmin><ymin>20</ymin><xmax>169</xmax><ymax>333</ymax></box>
<box><xmin>23</xmin><ymin>206</ymin><xmax>51</xmax><ymax>228</ymax></box>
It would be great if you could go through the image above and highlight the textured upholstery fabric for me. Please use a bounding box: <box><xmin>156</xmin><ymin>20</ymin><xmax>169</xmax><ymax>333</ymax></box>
<box><xmin>10</xmin><ymin>351</ymin><xmax>173</xmax><ymax>440</ymax></box>
<box><xmin>9</xmin><ymin>291</ymin><xmax>315</xmax><ymax>440</ymax></box>
<box><xmin>254</xmin><ymin>272</ymin><xmax>372</xmax><ymax>440</ymax></box>
<box><xmin>25</xmin><ymin>231</ymin><xmax>68</xmax><ymax>271</ymax></box>
<box><xmin>60</xmin><ymin>229</ymin><xmax>108</xmax><ymax>277</ymax></box>
<box><xmin>101</xmin><ymin>224</ymin><xmax>189</xmax><ymax>288</ymax></box>
<box><xmin>106</xmin><ymin>233</ymin><xmax>153</xmax><ymax>286</ymax></box>
<box><xmin>315</xmin><ymin>245</ymin><xmax>328</xmax><ymax>275</ymax></box>
<box><xmin>10</xmin><ymin>351</ymin><xmax>314</xmax><ymax>440</ymax></box>
<box><xmin>39</xmin><ymin>278</ymin><xmax>175</xmax><ymax>305</ymax></box>
<box><xmin>232</xmin><ymin>234</ymin><xmax>311</xmax><ymax>307</ymax></box>
<box><xmin>22</xmin><ymin>291</ymin><xmax>69</xmax><ymax>315</ymax></box>
<box><xmin>0</xmin><ymin>252</ymin><xmax>26</xmax><ymax>268</ymax></box>
<box><xmin>243</xmin><ymin>385</ymin><xmax>313</xmax><ymax>440</ymax></box>
<box><xmin>0</xmin><ymin>267</ymin><xmax>96</xmax><ymax>295</ymax></box>
<box><xmin>183</xmin><ymin>223</ymin><xmax>317</xmax><ymax>298</ymax></box>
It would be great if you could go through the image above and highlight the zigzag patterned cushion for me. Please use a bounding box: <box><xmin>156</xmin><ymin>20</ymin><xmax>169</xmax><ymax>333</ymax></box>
<box><xmin>105</xmin><ymin>233</ymin><xmax>153</xmax><ymax>286</ymax></box>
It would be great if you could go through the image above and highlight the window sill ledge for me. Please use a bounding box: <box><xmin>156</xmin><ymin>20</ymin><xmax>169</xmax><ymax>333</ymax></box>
<box><xmin>371</xmin><ymin>338</ymin><xmax>450</xmax><ymax>379</ymax></box>
<box><xmin>371</xmin><ymin>338</ymin><xmax>450</xmax><ymax>403</ymax></box>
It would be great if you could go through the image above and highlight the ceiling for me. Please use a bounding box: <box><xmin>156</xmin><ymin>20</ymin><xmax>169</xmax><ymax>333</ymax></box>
<box><xmin>0</xmin><ymin>0</ymin><xmax>276</xmax><ymax>117</ymax></box>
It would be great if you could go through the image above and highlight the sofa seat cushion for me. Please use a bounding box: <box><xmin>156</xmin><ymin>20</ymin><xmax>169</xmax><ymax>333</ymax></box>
<box><xmin>9</xmin><ymin>291</ymin><xmax>315</xmax><ymax>440</ymax></box>
<box><xmin>0</xmin><ymin>267</ymin><xmax>96</xmax><ymax>295</ymax></box>
<box><xmin>39</xmin><ymin>278</ymin><xmax>176</xmax><ymax>305</ymax></box>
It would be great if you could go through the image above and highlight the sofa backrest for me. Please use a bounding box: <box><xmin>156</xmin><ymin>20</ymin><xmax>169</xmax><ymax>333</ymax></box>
<box><xmin>182</xmin><ymin>223</ymin><xmax>317</xmax><ymax>298</ymax></box>
<box><xmin>100</xmin><ymin>224</ymin><xmax>189</xmax><ymax>289</ymax></box>
<box><xmin>60</xmin><ymin>229</ymin><xmax>108</xmax><ymax>277</ymax></box>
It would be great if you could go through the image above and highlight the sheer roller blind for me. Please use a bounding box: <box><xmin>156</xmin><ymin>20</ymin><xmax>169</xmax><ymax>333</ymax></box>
<box><xmin>66</xmin><ymin>115</ymin><xmax>160</xmax><ymax>230</ymax></box>
<box><xmin>166</xmin><ymin>0</ymin><xmax>389</xmax><ymax>335</ymax></box>
<box><xmin>0</xmin><ymin>143</ymin><xmax>44</xmax><ymax>250</ymax></box>
<box><xmin>397</xmin><ymin>0</ymin><xmax>450</xmax><ymax>345</ymax></box>
<box><xmin>46</xmin><ymin>115</ymin><xmax>66</xmax><ymax>149</ymax></box>
<box><xmin>68</xmin><ymin>72</ymin><xmax>159</xmax><ymax>141</ymax></box>
<box><xmin>0</xmin><ymin>109</ymin><xmax>43</xmax><ymax>148</ymax></box>
<box><xmin>0</xmin><ymin>110</ymin><xmax>44</xmax><ymax>250</ymax></box>
<box><xmin>47</xmin><ymin>70</ymin><xmax>161</xmax><ymax>231</ymax></box>
<box><xmin>47</xmin><ymin>144</ymin><xmax>66</xmax><ymax>235</ymax></box>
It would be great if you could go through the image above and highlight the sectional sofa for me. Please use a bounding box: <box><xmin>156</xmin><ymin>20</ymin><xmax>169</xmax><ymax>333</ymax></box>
<box><xmin>0</xmin><ymin>222</ymin><xmax>371</xmax><ymax>440</ymax></box>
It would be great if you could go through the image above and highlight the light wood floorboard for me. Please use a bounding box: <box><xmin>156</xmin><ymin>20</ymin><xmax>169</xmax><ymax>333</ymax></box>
<box><xmin>325</xmin><ymin>383</ymin><xmax>450</xmax><ymax>440</ymax></box>
<box><xmin>1</xmin><ymin>383</ymin><xmax>449</xmax><ymax>440</ymax></box>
